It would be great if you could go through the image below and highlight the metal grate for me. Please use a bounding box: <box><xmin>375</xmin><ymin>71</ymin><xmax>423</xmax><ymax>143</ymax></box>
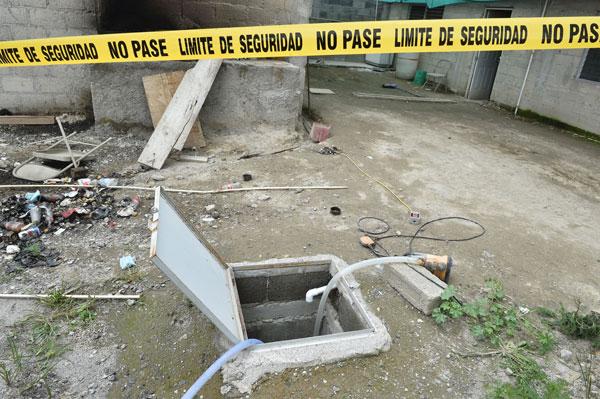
<box><xmin>580</xmin><ymin>48</ymin><xmax>600</xmax><ymax>82</ymax></box>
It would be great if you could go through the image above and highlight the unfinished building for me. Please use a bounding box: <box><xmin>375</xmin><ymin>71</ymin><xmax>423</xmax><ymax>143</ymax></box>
<box><xmin>0</xmin><ymin>0</ymin><xmax>313</xmax><ymax>149</ymax></box>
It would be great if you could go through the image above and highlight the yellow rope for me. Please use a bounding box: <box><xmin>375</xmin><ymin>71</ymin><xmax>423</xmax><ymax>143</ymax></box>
<box><xmin>339</xmin><ymin>152</ymin><xmax>413</xmax><ymax>213</ymax></box>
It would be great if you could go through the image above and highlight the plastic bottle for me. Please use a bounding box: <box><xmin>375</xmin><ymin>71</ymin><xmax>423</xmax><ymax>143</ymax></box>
<box><xmin>131</xmin><ymin>195</ymin><xmax>141</xmax><ymax>210</ymax></box>
<box><xmin>77</xmin><ymin>178</ymin><xmax>96</xmax><ymax>186</ymax></box>
<box><xmin>3</xmin><ymin>221</ymin><xmax>25</xmax><ymax>232</ymax></box>
<box><xmin>98</xmin><ymin>178</ymin><xmax>119</xmax><ymax>187</ymax></box>
<box><xmin>29</xmin><ymin>206</ymin><xmax>42</xmax><ymax>224</ymax></box>
<box><xmin>41</xmin><ymin>193</ymin><xmax>64</xmax><ymax>203</ymax></box>
<box><xmin>18</xmin><ymin>226</ymin><xmax>41</xmax><ymax>240</ymax></box>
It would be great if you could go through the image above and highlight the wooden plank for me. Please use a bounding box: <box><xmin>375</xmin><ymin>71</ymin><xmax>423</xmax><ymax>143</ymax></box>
<box><xmin>142</xmin><ymin>71</ymin><xmax>206</xmax><ymax>150</ymax></box>
<box><xmin>167</xmin><ymin>71</ymin><xmax>207</xmax><ymax>150</ymax></box>
<box><xmin>137</xmin><ymin>58</ymin><xmax>221</xmax><ymax>169</ymax></box>
<box><xmin>352</xmin><ymin>92</ymin><xmax>457</xmax><ymax>103</ymax></box>
<box><xmin>309</xmin><ymin>88</ymin><xmax>335</xmax><ymax>95</ymax></box>
<box><xmin>0</xmin><ymin>115</ymin><xmax>56</xmax><ymax>125</ymax></box>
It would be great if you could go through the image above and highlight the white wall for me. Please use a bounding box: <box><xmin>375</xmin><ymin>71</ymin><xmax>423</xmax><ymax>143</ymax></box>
<box><xmin>393</xmin><ymin>0</ymin><xmax>600</xmax><ymax>134</ymax></box>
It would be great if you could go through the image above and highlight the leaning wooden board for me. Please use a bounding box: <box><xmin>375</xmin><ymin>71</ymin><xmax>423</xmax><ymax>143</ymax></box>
<box><xmin>138</xmin><ymin>59</ymin><xmax>222</xmax><ymax>170</ymax></box>
<box><xmin>0</xmin><ymin>115</ymin><xmax>56</xmax><ymax>125</ymax></box>
<box><xmin>142</xmin><ymin>71</ymin><xmax>207</xmax><ymax>149</ymax></box>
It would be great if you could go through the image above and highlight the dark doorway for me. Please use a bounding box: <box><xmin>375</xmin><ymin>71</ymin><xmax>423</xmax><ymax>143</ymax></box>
<box><xmin>97</xmin><ymin>0</ymin><xmax>181</xmax><ymax>33</ymax></box>
<box><xmin>467</xmin><ymin>9</ymin><xmax>513</xmax><ymax>100</ymax></box>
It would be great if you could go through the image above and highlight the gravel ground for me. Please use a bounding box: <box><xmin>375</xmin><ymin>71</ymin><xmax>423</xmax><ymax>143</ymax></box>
<box><xmin>0</xmin><ymin>66</ymin><xmax>598</xmax><ymax>398</ymax></box>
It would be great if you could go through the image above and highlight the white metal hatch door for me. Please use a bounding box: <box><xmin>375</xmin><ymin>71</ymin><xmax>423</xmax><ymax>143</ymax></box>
<box><xmin>149</xmin><ymin>187</ymin><xmax>246</xmax><ymax>343</ymax></box>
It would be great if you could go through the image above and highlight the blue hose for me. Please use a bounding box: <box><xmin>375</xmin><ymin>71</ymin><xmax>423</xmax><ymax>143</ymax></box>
<box><xmin>181</xmin><ymin>339</ymin><xmax>263</xmax><ymax>399</ymax></box>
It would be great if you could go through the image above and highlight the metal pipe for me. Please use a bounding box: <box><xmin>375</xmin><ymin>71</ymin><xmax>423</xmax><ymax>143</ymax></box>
<box><xmin>313</xmin><ymin>256</ymin><xmax>423</xmax><ymax>336</ymax></box>
<box><xmin>514</xmin><ymin>0</ymin><xmax>550</xmax><ymax>116</ymax></box>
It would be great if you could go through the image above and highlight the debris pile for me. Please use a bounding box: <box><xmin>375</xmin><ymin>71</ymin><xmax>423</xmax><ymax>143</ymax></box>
<box><xmin>0</xmin><ymin>182</ymin><xmax>141</xmax><ymax>272</ymax></box>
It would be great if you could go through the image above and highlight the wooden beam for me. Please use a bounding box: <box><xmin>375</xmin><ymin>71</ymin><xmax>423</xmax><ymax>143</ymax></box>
<box><xmin>0</xmin><ymin>115</ymin><xmax>56</xmax><ymax>125</ymax></box>
<box><xmin>352</xmin><ymin>92</ymin><xmax>457</xmax><ymax>103</ymax></box>
<box><xmin>138</xmin><ymin>59</ymin><xmax>222</xmax><ymax>169</ymax></box>
<box><xmin>142</xmin><ymin>71</ymin><xmax>207</xmax><ymax>150</ymax></box>
<box><xmin>0</xmin><ymin>294</ymin><xmax>140</xmax><ymax>300</ymax></box>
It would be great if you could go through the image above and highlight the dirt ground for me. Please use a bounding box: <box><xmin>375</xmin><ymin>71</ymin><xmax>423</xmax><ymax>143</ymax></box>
<box><xmin>0</xmin><ymin>66</ymin><xmax>599</xmax><ymax>398</ymax></box>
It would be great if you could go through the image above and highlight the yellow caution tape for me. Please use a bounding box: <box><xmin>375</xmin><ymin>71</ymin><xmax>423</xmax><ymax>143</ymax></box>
<box><xmin>0</xmin><ymin>17</ymin><xmax>599</xmax><ymax>67</ymax></box>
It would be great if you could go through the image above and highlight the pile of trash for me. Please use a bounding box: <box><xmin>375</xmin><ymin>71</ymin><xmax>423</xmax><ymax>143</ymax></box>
<box><xmin>0</xmin><ymin>179</ymin><xmax>141</xmax><ymax>272</ymax></box>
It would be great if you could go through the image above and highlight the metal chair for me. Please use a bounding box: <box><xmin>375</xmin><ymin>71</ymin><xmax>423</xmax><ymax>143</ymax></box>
<box><xmin>13</xmin><ymin>117</ymin><xmax>112</xmax><ymax>181</ymax></box>
<box><xmin>424</xmin><ymin>59</ymin><xmax>452</xmax><ymax>93</ymax></box>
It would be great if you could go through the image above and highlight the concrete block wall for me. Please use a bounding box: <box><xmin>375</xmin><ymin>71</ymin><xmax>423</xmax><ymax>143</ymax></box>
<box><xmin>404</xmin><ymin>0</ymin><xmax>600</xmax><ymax>134</ymax></box>
<box><xmin>0</xmin><ymin>0</ymin><xmax>312</xmax><ymax>116</ymax></box>
<box><xmin>91</xmin><ymin>59</ymin><xmax>303</xmax><ymax>137</ymax></box>
<box><xmin>0</xmin><ymin>0</ymin><xmax>97</xmax><ymax>113</ymax></box>
<box><xmin>490</xmin><ymin>1</ymin><xmax>600</xmax><ymax>134</ymax></box>
<box><xmin>180</xmin><ymin>0</ymin><xmax>313</xmax><ymax>27</ymax></box>
<box><xmin>311</xmin><ymin>0</ymin><xmax>376</xmax><ymax>22</ymax></box>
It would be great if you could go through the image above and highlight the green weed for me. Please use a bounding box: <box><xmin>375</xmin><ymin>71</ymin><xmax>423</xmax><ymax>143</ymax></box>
<box><xmin>535</xmin><ymin>331</ymin><xmax>556</xmax><ymax>355</ymax></box>
<box><xmin>554</xmin><ymin>302</ymin><xmax>600</xmax><ymax>349</ymax></box>
<box><xmin>24</xmin><ymin>243</ymin><xmax>41</xmax><ymax>257</ymax></box>
<box><xmin>0</xmin><ymin>292</ymin><xmax>98</xmax><ymax>395</ymax></box>
<box><xmin>72</xmin><ymin>301</ymin><xmax>96</xmax><ymax>325</ymax></box>
<box><xmin>7</xmin><ymin>336</ymin><xmax>23</xmax><ymax>372</ymax></box>
<box><xmin>0</xmin><ymin>362</ymin><xmax>12</xmax><ymax>386</ymax></box>
<box><xmin>490</xmin><ymin>379</ymin><xmax>570</xmax><ymax>399</ymax></box>
<box><xmin>41</xmin><ymin>290</ymin><xmax>71</xmax><ymax>309</ymax></box>
<box><xmin>432</xmin><ymin>281</ymin><xmax>567</xmax><ymax>399</ymax></box>
<box><xmin>576</xmin><ymin>352</ymin><xmax>594</xmax><ymax>399</ymax></box>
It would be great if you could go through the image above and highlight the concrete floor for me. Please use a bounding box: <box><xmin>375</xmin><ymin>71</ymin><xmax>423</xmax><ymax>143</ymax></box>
<box><xmin>1</xmin><ymin>66</ymin><xmax>599</xmax><ymax>398</ymax></box>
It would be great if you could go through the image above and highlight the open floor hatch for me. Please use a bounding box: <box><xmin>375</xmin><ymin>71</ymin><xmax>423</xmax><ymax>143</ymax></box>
<box><xmin>149</xmin><ymin>188</ymin><xmax>391</xmax><ymax>394</ymax></box>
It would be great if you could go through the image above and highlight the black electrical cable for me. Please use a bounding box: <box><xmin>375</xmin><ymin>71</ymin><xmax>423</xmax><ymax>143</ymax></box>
<box><xmin>361</xmin><ymin>216</ymin><xmax>486</xmax><ymax>257</ymax></box>
<box><xmin>357</xmin><ymin>216</ymin><xmax>390</xmax><ymax>235</ymax></box>
<box><xmin>407</xmin><ymin>216</ymin><xmax>486</xmax><ymax>255</ymax></box>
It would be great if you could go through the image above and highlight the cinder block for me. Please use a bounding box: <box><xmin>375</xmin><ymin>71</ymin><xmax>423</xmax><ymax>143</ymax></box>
<box><xmin>35</xmin><ymin>76</ymin><xmax>68</xmax><ymax>93</ymax></box>
<box><xmin>64</xmin><ymin>10</ymin><xmax>95</xmax><ymax>29</ymax></box>
<box><xmin>0</xmin><ymin>25</ymin><xmax>12</xmax><ymax>40</ymax></box>
<box><xmin>215</xmin><ymin>3</ymin><xmax>249</xmax><ymax>25</ymax></box>
<box><xmin>48</xmin><ymin>0</ymin><xmax>87</xmax><ymax>10</ymax></box>
<box><xmin>182</xmin><ymin>1</ymin><xmax>216</xmax><ymax>26</ymax></box>
<box><xmin>2</xmin><ymin>76</ymin><xmax>35</xmax><ymax>92</ymax></box>
<box><xmin>10</xmin><ymin>0</ymin><xmax>47</xmax><ymax>8</ymax></box>
<box><xmin>29</xmin><ymin>8</ymin><xmax>64</xmax><ymax>27</ymax></box>
<box><xmin>385</xmin><ymin>264</ymin><xmax>447</xmax><ymax>315</ymax></box>
<box><xmin>0</xmin><ymin>7</ymin><xmax>29</xmax><ymax>25</ymax></box>
<box><xmin>10</xmin><ymin>24</ymin><xmax>46</xmax><ymax>40</ymax></box>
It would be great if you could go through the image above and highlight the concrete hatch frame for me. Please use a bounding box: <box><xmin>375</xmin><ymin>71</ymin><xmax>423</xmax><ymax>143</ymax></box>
<box><xmin>150</xmin><ymin>188</ymin><xmax>391</xmax><ymax>395</ymax></box>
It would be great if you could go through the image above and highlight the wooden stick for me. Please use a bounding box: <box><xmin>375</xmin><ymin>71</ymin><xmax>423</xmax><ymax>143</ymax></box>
<box><xmin>0</xmin><ymin>294</ymin><xmax>140</xmax><ymax>300</ymax></box>
<box><xmin>353</xmin><ymin>92</ymin><xmax>457</xmax><ymax>103</ymax></box>
<box><xmin>0</xmin><ymin>184</ymin><xmax>348</xmax><ymax>194</ymax></box>
<box><xmin>56</xmin><ymin>117</ymin><xmax>78</xmax><ymax>167</ymax></box>
<box><xmin>0</xmin><ymin>115</ymin><xmax>56</xmax><ymax>125</ymax></box>
<box><xmin>56</xmin><ymin>137</ymin><xmax>113</xmax><ymax>175</ymax></box>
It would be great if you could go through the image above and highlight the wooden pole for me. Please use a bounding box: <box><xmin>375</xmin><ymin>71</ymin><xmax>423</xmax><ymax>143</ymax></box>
<box><xmin>0</xmin><ymin>294</ymin><xmax>140</xmax><ymax>300</ymax></box>
<box><xmin>0</xmin><ymin>184</ymin><xmax>348</xmax><ymax>194</ymax></box>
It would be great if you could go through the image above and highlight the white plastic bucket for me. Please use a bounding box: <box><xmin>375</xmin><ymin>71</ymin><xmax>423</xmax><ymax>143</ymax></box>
<box><xmin>395</xmin><ymin>53</ymin><xmax>420</xmax><ymax>80</ymax></box>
